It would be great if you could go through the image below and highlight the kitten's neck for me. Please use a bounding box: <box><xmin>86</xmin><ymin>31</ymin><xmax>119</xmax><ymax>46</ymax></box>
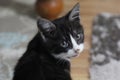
<box><xmin>39</xmin><ymin>51</ymin><xmax>71</xmax><ymax>70</ymax></box>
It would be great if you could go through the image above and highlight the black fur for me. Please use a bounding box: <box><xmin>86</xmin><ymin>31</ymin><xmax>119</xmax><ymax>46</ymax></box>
<box><xmin>13</xmin><ymin>33</ymin><xmax>71</xmax><ymax>80</ymax></box>
<box><xmin>13</xmin><ymin>3</ymin><xmax>83</xmax><ymax>80</ymax></box>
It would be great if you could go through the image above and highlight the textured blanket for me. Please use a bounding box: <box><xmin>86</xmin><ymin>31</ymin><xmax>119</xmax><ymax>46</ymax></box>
<box><xmin>0</xmin><ymin>0</ymin><xmax>36</xmax><ymax>80</ymax></box>
<box><xmin>90</xmin><ymin>13</ymin><xmax>120</xmax><ymax>80</ymax></box>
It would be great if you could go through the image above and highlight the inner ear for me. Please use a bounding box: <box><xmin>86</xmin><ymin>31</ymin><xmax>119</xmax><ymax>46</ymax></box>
<box><xmin>37</xmin><ymin>18</ymin><xmax>56</xmax><ymax>37</ymax></box>
<box><xmin>66</xmin><ymin>3</ymin><xmax>80</xmax><ymax>21</ymax></box>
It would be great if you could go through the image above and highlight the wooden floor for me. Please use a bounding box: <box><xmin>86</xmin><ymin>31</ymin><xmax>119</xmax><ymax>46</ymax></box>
<box><xmin>62</xmin><ymin>0</ymin><xmax>120</xmax><ymax>80</ymax></box>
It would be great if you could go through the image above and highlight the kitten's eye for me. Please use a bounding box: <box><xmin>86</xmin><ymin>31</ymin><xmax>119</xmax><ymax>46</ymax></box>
<box><xmin>76</xmin><ymin>33</ymin><xmax>81</xmax><ymax>39</ymax></box>
<box><xmin>60</xmin><ymin>41</ymin><xmax>68</xmax><ymax>48</ymax></box>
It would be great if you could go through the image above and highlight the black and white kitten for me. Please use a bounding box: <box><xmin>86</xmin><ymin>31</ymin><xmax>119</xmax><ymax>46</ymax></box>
<box><xmin>13</xmin><ymin>3</ymin><xmax>84</xmax><ymax>80</ymax></box>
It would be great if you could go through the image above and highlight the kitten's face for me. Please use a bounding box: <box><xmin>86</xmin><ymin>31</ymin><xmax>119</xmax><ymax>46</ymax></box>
<box><xmin>37</xmin><ymin>3</ymin><xmax>84</xmax><ymax>61</ymax></box>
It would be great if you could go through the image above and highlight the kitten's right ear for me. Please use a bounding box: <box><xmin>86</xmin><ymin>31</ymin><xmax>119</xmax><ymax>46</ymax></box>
<box><xmin>37</xmin><ymin>18</ymin><xmax>57</xmax><ymax>40</ymax></box>
<box><xmin>37</xmin><ymin>18</ymin><xmax>56</xmax><ymax>38</ymax></box>
<box><xmin>37</xmin><ymin>18</ymin><xmax>56</xmax><ymax>35</ymax></box>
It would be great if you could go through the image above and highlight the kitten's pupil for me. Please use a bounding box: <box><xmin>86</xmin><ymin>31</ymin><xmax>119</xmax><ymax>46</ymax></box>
<box><xmin>60</xmin><ymin>41</ymin><xmax>68</xmax><ymax>48</ymax></box>
<box><xmin>76</xmin><ymin>33</ymin><xmax>81</xmax><ymax>39</ymax></box>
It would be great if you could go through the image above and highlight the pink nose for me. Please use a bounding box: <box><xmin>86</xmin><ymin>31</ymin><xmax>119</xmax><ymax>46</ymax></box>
<box><xmin>74</xmin><ymin>49</ymin><xmax>80</xmax><ymax>53</ymax></box>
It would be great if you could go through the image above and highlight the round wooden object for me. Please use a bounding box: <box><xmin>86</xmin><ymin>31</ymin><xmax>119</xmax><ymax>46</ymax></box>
<box><xmin>35</xmin><ymin>0</ymin><xmax>63</xmax><ymax>20</ymax></box>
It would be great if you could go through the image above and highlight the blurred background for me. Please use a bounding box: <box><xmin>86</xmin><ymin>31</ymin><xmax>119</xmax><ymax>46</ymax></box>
<box><xmin>1</xmin><ymin>0</ymin><xmax>120</xmax><ymax>80</ymax></box>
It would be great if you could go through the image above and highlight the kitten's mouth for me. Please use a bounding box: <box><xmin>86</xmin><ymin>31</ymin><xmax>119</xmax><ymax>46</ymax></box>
<box><xmin>72</xmin><ymin>54</ymin><xmax>78</xmax><ymax>57</ymax></box>
<box><xmin>73</xmin><ymin>52</ymin><xmax>81</xmax><ymax>57</ymax></box>
<box><xmin>67</xmin><ymin>54</ymin><xmax>79</xmax><ymax>59</ymax></box>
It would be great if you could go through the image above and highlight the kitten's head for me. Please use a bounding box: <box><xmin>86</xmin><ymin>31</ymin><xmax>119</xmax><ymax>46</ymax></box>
<box><xmin>37</xmin><ymin>3</ymin><xmax>84</xmax><ymax>61</ymax></box>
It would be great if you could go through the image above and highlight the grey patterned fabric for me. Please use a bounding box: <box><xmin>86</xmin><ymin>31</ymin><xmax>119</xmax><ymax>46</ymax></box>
<box><xmin>90</xmin><ymin>13</ymin><xmax>120</xmax><ymax>80</ymax></box>
<box><xmin>0</xmin><ymin>0</ymin><xmax>37</xmax><ymax>80</ymax></box>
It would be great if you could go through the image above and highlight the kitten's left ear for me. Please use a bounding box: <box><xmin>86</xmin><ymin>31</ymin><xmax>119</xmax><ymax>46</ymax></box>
<box><xmin>66</xmin><ymin>3</ymin><xmax>80</xmax><ymax>21</ymax></box>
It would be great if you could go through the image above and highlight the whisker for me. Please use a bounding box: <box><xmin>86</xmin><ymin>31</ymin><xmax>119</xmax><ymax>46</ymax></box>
<box><xmin>56</xmin><ymin>58</ymin><xmax>62</xmax><ymax>65</ymax></box>
<box><xmin>56</xmin><ymin>57</ymin><xmax>67</xmax><ymax>66</ymax></box>
<box><xmin>62</xmin><ymin>59</ymin><xmax>66</xmax><ymax>66</ymax></box>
